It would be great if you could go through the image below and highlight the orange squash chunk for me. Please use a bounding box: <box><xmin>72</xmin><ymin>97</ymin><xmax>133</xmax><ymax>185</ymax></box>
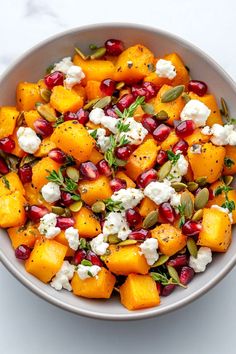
<box><xmin>34</xmin><ymin>137</ymin><xmax>56</xmax><ymax>158</ymax></box>
<box><xmin>85</xmin><ymin>80</ymin><xmax>104</xmax><ymax>100</ymax></box>
<box><xmin>32</xmin><ymin>157</ymin><xmax>61</xmax><ymax>190</ymax></box>
<box><xmin>10</xmin><ymin>130</ymin><xmax>25</xmax><ymax>158</ymax></box>
<box><xmin>0</xmin><ymin>192</ymin><xmax>26</xmax><ymax>228</ymax></box>
<box><xmin>0</xmin><ymin>172</ymin><xmax>25</xmax><ymax>197</ymax></box>
<box><xmin>8</xmin><ymin>224</ymin><xmax>40</xmax><ymax>249</ymax></box>
<box><xmin>0</xmin><ymin>106</ymin><xmax>19</xmax><ymax>139</ymax></box>
<box><xmin>54</xmin><ymin>231</ymin><xmax>75</xmax><ymax>257</ymax></box>
<box><xmin>139</xmin><ymin>197</ymin><xmax>157</xmax><ymax>217</ymax></box>
<box><xmin>115</xmin><ymin>171</ymin><xmax>136</xmax><ymax>188</ymax></box>
<box><xmin>184</xmin><ymin>128</ymin><xmax>210</xmax><ymax>146</ymax></box>
<box><xmin>24</xmin><ymin>110</ymin><xmax>41</xmax><ymax>129</ymax></box>
<box><xmin>151</xmin><ymin>224</ymin><xmax>187</xmax><ymax>256</ymax></box>
<box><xmin>120</xmin><ymin>274</ymin><xmax>160</xmax><ymax>311</ymax></box>
<box><xmin>78</xmin><ymin>176</ymin><xmax>112</xmax><ymax>206</ymax></box>
<box><xmin>160</xmin><ymin>131</ymin><xmax>179</xmax><ymax>151</ymax></box>
<box><xmin>73</xmin><ymin>207</ymin><xmax>101</xmax><ymax>238</ymax></box>
<box><xmin>16</xmin><ymin>82</ymin><xmax>43</xmax><ymax>111</ymax></box>
<box><xmin>89</xmin><ymin>148</ymin><xmax>104</xmax><ymax>165</ymax></box>
<box><xmin>50</xmin><ymin>85</ymin><xmax>83</xmax><ymax>113</ymax></box>
<box><xmin>223</xmin><ymin>145</ymin><xmax>236</xmax><ymax>176</ymax></box>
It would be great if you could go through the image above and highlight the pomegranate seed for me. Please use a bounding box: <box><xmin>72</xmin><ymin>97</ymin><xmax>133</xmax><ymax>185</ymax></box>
<box><xmin>0</xmin><ymin>157</ymin><xmax>9</xmax><ymax>174</ymax></box>
<box><xmin>64</xmin><ymin>109</ymin><xmax>89</xmax><ymax>125</ymax></box>
<box><xmin>60</xmin><ymin>191</ymin><xmax>73</xmax><ymax>206</ymax></box>
<box><xmin>167</xmin><ymin>254</ymin><xmax>188</xmax><ymax>268</ymax></box>
<box><xmin>117</xmin><ymin>94</ymin><xmax>135</xmax><ymax>112</ymax></box>
<box><xmin>48</xmin><ymin>148</ymin><xmax>66</xmax><ymax>163</ymax></box>
<box><xmin>137</xmin><ymin>169</ymin><xmax>157</xmax><ymax>188</ymax></box>
<box><xmin>131</xmin><ymin>84</ymin><xmax>148</xmax><ymax>98</ymax></box>
<box><xmin>100</xmin><ymin>79</ymin><xmax>116</xmax><ymax>96</ymax></box>
<box><xmin>80</xmin><ymin>161</ymin><xmax>99</xmax><ymax>180</ymax></box>
<box><xmin>142</xmin><ymin>82</ymin><xmax>157</xmax><ymax>100</ymax></box>
<box><xmin>33</xmin><ymin>118</ymin><xmax>53</xmax><ymax>138</ymax></box>
<box><xmin>125</xmin><ymin>209</ymin><xmax>142</xmax><ymax>227</ymax></box>
<box><xmin>63</xmin><ymin>111</ymin><xmax>77</xmax><ymax>121</ymax></box>
<box><xmin>27</xmin><ymin>205</ymin><xmax>49</xmax><ymax>222</ymax></box>
<box><xmin>104</xmin><ymin>106</ymin><xmax>118</xmax><ymax>118</ymax></box>
<box><xmin>129</xmin><ymin>228</ymin><xmax>149</xmax><ymax>241</ymax></box>
<box><xmin>0</xmin><ymin>137</ymin><xmax>15</xmax><ymax>153</ymax></box>
<box><xmin>161</xmin><ymin>284</ymin><xmax>176</xmax><ymax>296</ymax></box>
<box><xmin>115</xmin><ymin>145</ymin><xmax>132</xmax><ymax>160</ymax></box>
<box><xmin>159</xmin><ymin>202</ymin><xmax>175</xmax><ymax>223</ymax></box>
<box><xmin>172</xmin><ymin>139</ymin><xmax>189</xmax><ymax>155</ymax></box>
<box><xmin>18</xmin><ymin>164</ymin><xmax>32</xmax><ymax>184</ymax></box>
<box><xmin>182</xmin><ymin>220</ymin><xmax>202</xmax><ymax>236</ymax></box>
<box><xmin>86</xmin><ymin>250</ymin><xmax>103</xmax><ymax>266</ymax></box>
<box><xmin>56</xmin><ymin>217</ymin><xmax>75</xmax><ymax>230</ymax></box>
<box><xmin>188</xmin><ymin>80</ymin><xmax>208</xmax><ymax>97</ymax></box>
<box><xmin>97</xmin><ymin>159</ymin><xmax>112</xmax><ymax>177</ymax></box>
<box><xmin>105</xmin><ymin>39</ymin><xmax>124</xmax><ymax>56</ymax></box>
<box><xmin>156</xmin><ymin>150</ymin><xmax>168</xmax><ymax>165</ymax></box>
<box><xmin>15</xmin><ymin>244</ymin><xmax>31</xmax><ymax>260</ymax></box>
<box><xmin>44</xmin><ymin>71</ymin><xmax>64</xmax><ymax>89</ymax></box>
<box><xmin>209</xmin><ymin>188</ymin><xmax>214</xmax><ymax>200</ymax></box>
<box><xmin>180</xmin><ymin>266</ymin><xmax>195</xmax><ymax>285</ymax></box>
<box><xmin>153</xmin><ymin>124</ymin><xmax>171</xmax><ymax>142</ymax></box>
<box><xmin>73</xmin><ymin>249</ymin><xmax>86</xmax><ymax>265</ymax></box>
<box><xmin>175</xmin><ymin>120</ymin><xmax>195</xmax><ymax>138</ymax></box>
<box><xmin>156</xmin><ymin>282</ymin><xmax>163</xmax><ymax>295</ymax></box>
<box><xmin>142</xmin><ymin>115</ymin><xmax>158</xmax><ymax>133</ymax></box>
<box><xmin>110</xmin><ymin>178</ymin><xmax>127</xmax><ymax>192</ymax></box>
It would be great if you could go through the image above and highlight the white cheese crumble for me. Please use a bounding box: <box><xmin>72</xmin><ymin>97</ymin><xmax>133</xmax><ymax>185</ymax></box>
<box><xmin>64</xmin><ymin>65</ymin><xmax>85</xmax><ymax>89</ymax></box>
<box><xmin>166</xmin><ymin>154</ymin><xmax>188</xmax><ymax>182</ymax></box>
<box><xmin>90</xmin><ymin>234</ymin><xmax>109</xmax><ymax>256</ymax></box>
<box><xmin>17</xmin><ymin>127</ymin><xmax>41</xmax><ymax>154</ymax></box>
<box><xmin>144</xmin><ymin>180</ymin><xmax>176</xmax><ymax>205</ymax></box>
<box><xmin>139</xmin><ymin>238</ymin><xmax>159</xmax><ymax>265</ymax></box>
<box><xmin>52</xmin><ymin>56</ymin><xmax>73</xmax><ymax>74</ymax></box>
<box><xmin>189</xmin><ymin>247</ymin><xmax>212</xmax><ymax>273</ymax></box>
<box><xmin>190</xmin><ymin>144</ymin><xmax>202</xmax><ymax>154</ymax></box>
<box><xmin>50</xmin><ymin>261</ymin><xmax>75</xmax><ymax>291</ymax></box>
<box><xmin>211</xmin><ymin>204</ymin><xmax>233</xmax><ymax>223</ymax></box>
<box><xmin>201</xmin><ymin>126</ymin><xmax>212</xmax><ymax>135</ymax></box>
<box><xmin>170</xmin><ymin>192</ymin><xmax>181</xmax><ymax>210</ymax></box>
<box><xmin>65</xmin><ymin>227</ymin><xmax>80</xmax><ymax>250</ymax></box>
<box><xmin>111</xmin><ymin>188</ymin><xmax>144</xmax><ymax>210</ymax></box>
<box><xmin>38</xmin><ymin>213</ymin><xmax>61</xmax><ymax>239</ymax></box>
<box><xmin>77</xmin><ymin>264</ymin><xmax>101</xmax><ymax>280</ymax></box>
<box><xmin>103</xmin><ymin>212</ymin><xmax>131</xmax><ymax>241</ymax></box>
<box><xmin>202</xmin><ymin>124</ymin><xmax>236</xmax><ymax>146</ymax></box>
<box><xmin>89</xmin><ymin>108</ymin><xmax>118</xmax><ymax>134</ymax></box>
<box><xmin>88</xmin><ymin>128</ymin><xmax>111</xmax><ymax>153</ymax></box>
<box><xmin>120</xmin><ymin>117</ymin><xmax>148</xmax><ymax>145</ymax></box>
<box><xmin>180</xmin><ymin>99</ymin><xmax>211</xmax><ymax>127</ymax></box>
<box><xmin>41</xmin><ymin>182</ymin><xmax>61</xmax><ymax>203</ymax></box>
<box><xmin>155</xmin><ymin>59</ymin><xmax>176</xmax><ymax>80</ymax></box>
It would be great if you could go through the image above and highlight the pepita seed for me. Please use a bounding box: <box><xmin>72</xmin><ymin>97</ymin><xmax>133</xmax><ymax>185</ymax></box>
<box><xmin>52</xmin><ymin>206</ymin><xmax>65</xmax><ymax>215</ymax></box>
<box><xmin>192</xmin><ymin>209</ymin><xmax>203</xmax><ymax>221</ymax></box>
<box><xmin>89</xmin><ymin>44</ymin><xmax>98</xmax><ymax>50</ymax></box>
<box><xmin>69</xmin><ymin>201</ymin><xmax>83</xmax><ymax>212</ymax></box>
<box><xmin>75</xmin><ymin>47</ymin><xmax>89</xmax><ymax>60</ymax></box>
<box><xmin>187</xmin><ymin>181</ymin><xmax>199</xmax><ymax>192</ymax></box>
<box><xmin>143</xmin><ymin>210</ymin><xmax>158</xmax><ymax>229</ymax></box>
<box><xmin>118</xmin><ymin>239</ymin><xmax>137</xmax><ymax>246</ymax></box>
<box><xmin>187</xmin><ymin>237</ymin><xmax>198</xmax><ymax>258</ymax></box>
<box><xmin>182</xmin><ymin>93</ymin><xmax>191</xmax><ymax>103</ymax></box>
<box><xmin>90</xmin><ymin>47</ymin><xmax>106</xmax><ymax>60</ymax></box>
<box><xmin>5</xmin><ymin>154</ymin><xmax>20</xmax><ymax>172</ymax></box>
<box><xmin>20</xmin><ymin>154</ymin><xmax>38</xmax><ymax>167</ymax></box>
<box><xmin>16</xmin><ymin>111</ymin><xmax>25</xmax><ymax>127</ymax></box>
<box><xmin>195</xmin><ymin>176</ymin><xmax>207</xmax><ymax>187</ymax></box>
<box><xmin>92</xmin><ymin>201</ymin><xmax>106</xmax><ymax>213</ymax></box>
<box><xmin>142</xmin><ymin>103</ymin><xmax>155</xmax><ymax>115</ymax></box>
<box><xmin>64</xmin><ymin>208</ymin><xmax>72</xmax><ymax>217</ymax></box>
<box><xmin>223</xmin><ymin>175</ymin><xmax>234</xmax><ymax>186</ymax></box>
<box><xmin>156</xmin><ymin>110</ymin><xmax>169</xmax><ymax>121</ymax></box>
<box><xmin>181</xmin><ymin>191</ymin><xmax>194</xmax><ymax>219</ymax></box>
<box><xmin>157</xmin><ymin>160</ymin><xmax>172</xmax><ymax>181</ymax></box>
<box><xmin>171</xmin><ymin>182</ymin><xmax>187</xmax><ymax>192</ymax></box>
<box><xmin>220</xmin><ymin>97</ymin><xmax>229</xmax><ymax>118</ymax></box>
<box><xmin>93</xmin><ymin>96</ymin><xmax>112</xmax><ymax>109</ymax></box>
<box><xmin>40</xmin><ymin>88</ymin><xmax>51</xmax><ymax>103</ymax></box>
<box><xmin>194</xmin><ymin>187</ymin><xmax>209</xmax><ymax>210</ymax></box>
<box><xmin>83</xmin><ymin>98</ymin><xmax>100</xmax><ymax>110</ymax></box>
<box><xmin>151</xmin><ymin>255</ymin><xmax>169</xmax><ymax>267</ymax></box>
<box><xmin>167</xmin><ymin>265</ymin><xmax>180</xmax><ymax>284</ymax></box>
<box><xmin>36</xmin><ymin>103</ymin><xmax>57</xmax><ymax>122</ymax></box>
<box><xmin>116</xmin><ymin>82</ymin><xmax>125</xmax><ymax>90</ymax></box>
<box><xmin>66</xmin><ymin>166</ymin><xmax>80</xmax><ymax>182</ymax></box>
<box><xmin>107</xmin><ymin>235</ymin><xmax>120</xmax><ymax>244</ymax></box>
<box><xmin>161</xmin><ymin>85</ymin><xmax>185</xmax><ymax>103</ymax></box>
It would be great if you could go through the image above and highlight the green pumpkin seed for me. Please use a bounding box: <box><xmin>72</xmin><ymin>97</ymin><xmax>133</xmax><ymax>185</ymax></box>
<box><xmin>93</xmin><ymin>96</ymin><xmax>112</xmax><ymax>109</ymax></box>
<box><xmin>20</xmin><ymin>154</ymin><xmax>38</xmax><ymax>167</ymax></box>
<box><xmin>181</xmin><ymin>191</ymin><xmax>194</xmax><ymax>219</ymax></box>
<box><xmin>194</xmin><ymin>187</ymin><xmax>209</xmax><ymax>210</ymax></box>
<box><xmin>167</xmin><ymin>265</ymin><xmax>180</xmax><ymax>284</ymax></box>
<box><xmin>107</xmin><ymin>235</ymin><xmax>120</xmax><ymax>244</ymax></box>
<box><xmin>157</xmin><ymin>160</ymin><xmax>172</xmax><ymax>181</ymax></box>
<box><xmin>171</xmin><ymin>182</ymin><xmax>187</xmax><ymax>192</ymax></box>
<box><xmin>192</xmin><ymin>209</ymin><xmax>203</xmax><ymax>221</ymax></box>
<box><xmin>143</xmin><ymin>210</ymin><xmax>158</xmax><ymax>229</ymax></box>
<box><xmin>89</xmin><ymin>44</ymin><xmax>98</xmax><ymax>50</ymax></box>
<box><xmin>90</xmin><ymin>47</ymin><xmax>106</xmax><ymax>60</ymax></box>
<box><xmin>187</xmin><ymin>237</ymin><xmax>198</xmax><ymax>258</ymax></box>
<box><xmin>52</xmin><ymin>206</ymin><xmax>65</xmax><ymax>215</ymax></box>
<box><xmin>187</xmin><ymin>181</ymin><xmax>199</xmax><ymax>192</ymax></box>
<box><xmin>156</xmin><ymin>110</ymin><xmax>169</xmax><ymax>121</ymax></box>
<box><xmin>36</xmin><ymin>103</ymin><xmax>57</xmax><ymax>122</ymax></box>
<box><xmin>182</xmin><ymin>93</ymin><xmax>191</xmax><ymax>103</ymax></box>
<box><xmin>5</xmin><ymin>154</ymin><xmax>20</xmax><ymax>172</ymax></box>
<box><xmin>118</xmin><ymin>239</ymin><xmax>137</xmax><ymax>246</ymax></box>
<box><xmin>220</xmin><ymin>97</ymin><xmax>229</xmax><ymax>118</ymax></box>
<box><xmin>64</xmin><ymin>208</ymin><xmax>72</xmax><ymax>217</ymax></box>
<box><xmin>16</xmin><ymin>111</ymin><xmax>25</xmax><ymax>127</ymax></box>
<box><xmin>116</xmin><ymin>82</ymin><xmax>125</xmax><ymax>90</ymax></box>
<box><xmin>161</xmin><ymin>85</ymin><xmax>185</xmax><ymax>103</ymax></box>
<box><xmin>69</xmin><ymin>201</ymin><xmax>83</xmax><ymax>212</ymax></box>
<box><xmin>142</xmin><ymin>103</ymin><xmax>155</xmax><ymax>115</ymax></box>
<box><xmin>40</xmin><ymin>88</ymin><xmax>51</xmax><ymax>103</ymax></box>
<box><xmin>195</xmin><ymin>176</ymin><xmax>207</xmax><ymax>187</ymax></box>
<box><xmin>223</xmin><ymin>175</ymin><xmax>234</xmax><ymax>186</ymax></box>
<box><xmin>75</xmin><ymin>47</ymin><xmax>89</xmax><ymax>60</ymax></box>
<box><xmin>83</xmin><ymin>98</ymin><xmax>100</xmax><ymax>110</ymax></box>
<box><xmin>92</xmin><ymin>201</ymin><xmax>106</xmax><ymax>213</ymax></box>
<box><xmin>151</xmin><ymin>255</ymin><xmax>169</xmax><ymax>267</ymax></box>
<box><xmin>66</xmin><ymin>166</ymin><xmax>80</xmax><ymax>182</ymax></box>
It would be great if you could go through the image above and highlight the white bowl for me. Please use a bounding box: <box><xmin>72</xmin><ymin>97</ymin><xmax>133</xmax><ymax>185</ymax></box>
<box><xmin>0</xmin><ymin>23</ymin><xmax>236</xmax><ymax>320</ymax></box>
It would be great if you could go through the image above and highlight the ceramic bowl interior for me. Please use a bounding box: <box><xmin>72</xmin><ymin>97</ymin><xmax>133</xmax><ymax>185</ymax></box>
<box><xmin>0</xmin><ymin>23</ymin><xmax>236</xmax><ymax>320</ymax></box>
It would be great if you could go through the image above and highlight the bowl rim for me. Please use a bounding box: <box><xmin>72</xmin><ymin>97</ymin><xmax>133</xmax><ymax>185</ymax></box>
<box><xmin>0</xmin><ymin>22</ymin><xmax>236</xmax><ymax>321</ymax></box>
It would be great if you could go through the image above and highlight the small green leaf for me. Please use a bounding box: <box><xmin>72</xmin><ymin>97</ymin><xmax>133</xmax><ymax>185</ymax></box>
<box><xmin>81</xmin><ymin>259</ymin><xmax>92</xmax><ymax>266</ymax></box>
<box><xmin>167</xmin><ymin>265</ymin><xmax>180</xmax><ymax>284</ymax></box>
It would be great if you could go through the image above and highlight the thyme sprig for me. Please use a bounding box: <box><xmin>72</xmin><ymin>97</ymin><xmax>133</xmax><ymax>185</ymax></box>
<box><xmin>215</xmin><ymin>185</ymin><xmax>235</xmax><ymax>212</ymax></box>
<box><xmin>177</xmin><ymin>204</ymin><xmax>186</xmax><ymax>227</ymax></box>
<box><xmin>167</xmin><ymin>150</ymin><xmax>180</xmax><ymax>166</ymax></box>
<box><xmin>104</xmin><ymin>198</ymin><xmax>124</xmax><ymax>212</ymax></box>
<box><xmin>115</xmin><ymin>96</ymin><xmax>145</xmax><ymax>119</ymax></box>
<box><xmin>46</xmin><ymin>168</ymin><xmax>80</xmax><ymax>200</ymax></box>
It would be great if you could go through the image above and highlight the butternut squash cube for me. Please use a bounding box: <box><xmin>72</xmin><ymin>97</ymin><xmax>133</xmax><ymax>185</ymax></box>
<box><xmin>16</xmin><ymin>82</ymin><xmax>43</xmax><ymax>111</ymax></box>
<box><xmin>139</xmin><ymin>197</ymin><xmax>157</xmax><ymax>217</ymax></box>
<box><xmin>32</xmin><ymin>157</ymin><xmax>61</xmax><ymax>190</ymax></box>
<box><xmin>160</xmin><ymin>131</ymin><xmax>179</xmax><ymax>151</ymax></box>
<box><xmin>0</xmin><ymin>106</ymin><xmax>19</xmax><ymax>139</ymax></box>
<box><xmin>24</xmin><ymin>110</ymin><xmax>41</xmax><ymax>129</ymax></box>
<box><xmin>34</xmin><ymin>137</ymin><xmax>56</xmax><ymax>158</ymax></box>
<box><xmin>10</xmin><ymin>130</ymin><xmax>25</xmax><ymax>158</ymax></box>
<box><xmin>89</xmin><ymin>148</ymin><xmax>104</xmax><ymax>165</ymax></box>
<box><xmin>54</xmin><ymin>231</ymin><xmax>74</xmax><ymax>257</ymax></box>
<box><xmin>0</xmin><ymin>192</ymin><xmax>26</xmax><ymax>228</ymax></box>
<box><xmin>0</xmin><ymin>172</ymin><xmax>25</xmax><ymax>197</ymax></box>
<box><xmin>73</xmin><ymin>55</ymin><xmax>115</xmax><ymax>82</ymax></box>
<box><xmin>151</xmin><ymin>224</ymin><xmax>187</xmax><ymax>256</ymax></box>
<box><xmin>223</xmin><ymin>145</ymin><xmax>236</xmax><ymax>176</ymax></box>
<box><xmin>115</xmin><ymin>171</ymin><xmax>136</xmax><ymax>188</ymax></box>
<box><xmin>85</xmin><ymin>80</ymin><xmax>104</xmax><ymax>100</ymax></box>
<box><xmin>73</xmin><ymin>207</ymin><xmax>101</xmax><ymax>238</ymax></box>
<box><xmin>50</xmin><ymin>85</ymin><xmax>83</xmax><ymax>113</ymax></box>
<box><xmin>184</xmin><ymin>128</ymin><xmax>210</xmax><ymax>146</ymax></box>
<box><xmin>8</xmin><ymin>224</ymin><xmax>40</xmax><ymax>249</ymax></box>
<box><xmin>78</xmin><ymin>176</ymin><xmax>112</xmax><ymax>206</ymax></box>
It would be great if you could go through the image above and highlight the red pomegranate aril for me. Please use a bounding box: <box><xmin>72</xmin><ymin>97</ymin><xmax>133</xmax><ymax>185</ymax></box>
<box><xmin>182</xmin><ymin>220</ymin><xmax>202</xmax><ymax>236</ymax></box>
<box><xmin>56</xmin><ymin>217</ymin><xmax>75</xmax><ymax>230</ymax></box>
<box><xmin>76</xmin><ymin>109</ymin><xmax>89</xmax><ymax>125</ymax></box>
<box><xmin>129</xmin><ymin>228</ymin><xmax>149</xmax><ymax>241</ymax></box>
<box><xmin>0</xmin><ymin>157</ymin><xmax>9</xmax><ymax>174</ymax></box>
<box><xmin>115</xmin><ymin>145</ymin><xmax>132</xmax><ymax>160</ymax></box>
<box><xmin>15</xmin><ymin>244</ymin><xmax>31</xmax><ymax>260</ymax></box>
<box><xmin>161</xmin><ymin>284</ymin><xmax>176</xmax><ymax>297</ymax></box>
<box><xmin>80</xmin><ymin>161</ymin><xmax>99</xmax><ymax>180</ymax></box>
<box><xmin>188</xmin><ymin>80</ymin><xmax>208</xmax><ymax>97</ymax></box>
<box><xmin>156</xmin><ymin>150</ymin><xmax>168</xmax><ymax>165</ymax></box>
<box><xmin>125</xmin><ymin>209</ymin><xmax>142</xmax><ymax>227</ymax></box>
<box><xmin>142</xmin><ymin>115</ymin><xmax>158</xmax><ymax>133</ymax></box>
<box><xmin>142</xmin><ymin>82</ymin><xmax>157</xmax><ymax>100</ymax></box>
<box><xmin>27</xmin><ymin>205</ymin><xmax>49</xmax><ymax>222</ymax></box>
<box><xmin>137</xmin><ymin>169</ymin><xmax>157</xmax><ymax>188</ymax></box>
<box><xmin>33</xmin><ymin>118</ymin><xmax>53</xmax><ymax>137</ymax></box>
<box><xmin>44</xmin><ymin>70</ymin><xmax>64</xmax><ymax>89</ymax></box>
<box><xmin>110</xmin><ymin>178</ymin><xmax>127</xmax><ymax>192</ymax></box>
<box><xmin>117</xmin><ymin>94</ymin><xmax>135</xmax><ymax>112</ymax></box>
<box><xmin>100</xmin><ymin>79</ymin><xmax>116</xmax><ymax>96</ymax></box>
<box><xmin>97</xmin><ymin>159</ymin><xmax>112</xmax><ymax>177</ymax></box>
<box><xmin>105</xmin><ymin>39</ymin><xmax>124</xmax><ymax>56</ymax></box>
<box><xmin>86</xmin><ymin>250</ymin><xmax>103</xmax><ymax>266</ymax></box>
<box><xmin>48</xmin><ymin>148</ymin><xmax>66</xmax><ymax>163</ymax></box>
<box><xmin>104</xmin><ymin>106</ymin><xmax>118</xmax><ymax>118</ymax></box>
<box><xmin>167</xmin><ymin>254</ymin><xmax>188</xmax><ymax>268</ymax></box>
<box><xmin>159</xmin><ymin>202</ymin><xmax>175</xmax><ymax>223</ymax></box>
<box><xmin>175</xmin><ymin>120</ymin><xmax>195</xmax><ymax>138</ymax></box>
<box><xmin>60</xmin><ymin>191</ymin><xmax>73</xmax><ymax>206</ymax></box>
<box><xmin>0</xmin><ymin>137</ymin><xmax>15</xmax><ymax>153</ymax></box>
<box><xmin>18</xmin><ymin>164</ymin><xmax>32</xmax><ymax>184</ymax></box>
<box><xmin>209</xmin><ymin>188</ymin><xmax>214</xmax><ymax>200</ymax></box>
<box><xmin>63</xmin><ymin>111</ymin><xmax>78</xmax><ymax>121</ymax></box>
<box><xmin>153</xmin><ymin>124</ymin><xmax>171</xmax><ymax>142</ymax></box>
<box><xmin>179</xmin><ymin>266</ymin><xmax>195</xmax><ymax>285</ymax></box>
<box><xmin>73</xmin><ymin>249</ymin><xmax>87</xmax><ymax>265</ymax></box>
<box><xmin>156</xmin><ymin>282</ymin><xmax>163</xmax><ymax>295</ymax></box>
<box><xmin>131</xmin><ymin>84</ymin><xmax>148</xmax><ymax>98</ymax></box>
<box><xmin>172</xmin><ymin>139</ymin><xmax>189</xmax><ymax>155</ymax></box>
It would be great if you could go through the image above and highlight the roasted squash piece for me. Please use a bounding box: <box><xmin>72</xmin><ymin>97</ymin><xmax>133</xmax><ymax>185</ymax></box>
<box><xmin>151</xmin><ymin>224</ymin><xmax>187</xmax><ymax>256</ymax></box>
<box><xmin>0</xmin><ymin>172</ymin><xmax>25</xmax><ymax>197</ymax></box>
<box><xmin>73</xmin><ymin>207</ymin><xmax>101</xmax><ymax>238</ymax></box>
<box><xmin>10</xmin><ymin>130</ymin><xmax>25</xmax><ymax>158</ymax></box>
<box><xmin>223</xmin><ymin>145</ymin><xmax>236</xmax><ymax>176</ymax></box>
<box><xmin>24</xmin><ymin>110</ymin><xmax>41</xmax><ymax>129</ymax></box>
<box><xmin>34</xmin><ymin>137</ymin><xmax>56</xmax><ymax>158</ymax></box>
<box><xmin>32</xmin><ymin>157</ymin><xmax>61</xmax><ymax>190</ymax></box>
<box><xmin>0</xmin><ymin>106</ymin><xmax>19</xmax><ymax>139</ymax></box>
<box><xmin>16</xmin><ymin>82</ymin><xmax>43</xmax><ymax>111</ymax></box>
<box><xmin>54</xmin><ymin>231</ymin><xmax>75</xmax><ymax>257</ymax></box>
<box><xmin>78</xmin><ymin>176</ymin><xmax>112</xmax><ymax>206</ymax></box>
<box><xmin>160</xmin><ymin>131</ymin><xmax>179</xmax><ymax>151</ymax></box>
<box><xmin>50</xmin><ymin>85</ymin><xmax>83</xmax><ymax>113</ymax></box>
<box><xmin>8</xmin><ymin>224</ymin><xmax>40</xmax><ymax>249</ymax></box>
<box><xmin>115</xmin><ymin>171</ymin><xmax>136</xmax><ymax>188</ymax></box>
<box><xmin>139</xmin><ymin>197</ymin><xmax>157</xmax><ymax>217</ymax></box>
<box><xmin>184</xmin><ymin>128</ymin><xmax>210</xmax><ymax>146</ymax></box>
<box><xmin>89</xmin><ymin>148</ymin><xmax>104</xmax><ymax>165</ymax></box>
<box><xmin>85</xmin><ymin>80</ymin><xmax>104</xmax><ymax>100</ymax></box>
<box><xmin>0</xmin><ymin>192</ymin><xmax>26</xmax><ymax>228</ymax></box>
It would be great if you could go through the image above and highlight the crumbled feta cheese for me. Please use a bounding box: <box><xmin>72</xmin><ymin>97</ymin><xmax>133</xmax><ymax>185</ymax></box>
<box><xmin>202</xmin><ymin>124</ymin><xmax>236</xmax><ymax>146</ymax></box>
<box><xmin>17</xmin><ymin>127</ymin><xmax>41</xmax><ymax>154</ymax></box>
<box><xmin>41</xmin><ymin>182</ymin><xmax>61</xmax><ymax>203</ymax></box>
<box><xmin>77</xmin><ymin>264</ymin><xmax>101</xmax><ymax>280</ymax></box>
<box><xmin>103</xmin><ymin>212</ymin><xmax>131</xmax><ymax>241</ymax></box>
<box><xmin>89</xmin><ymin>108</ymin><xmax>105</xmax><ymax>125</ymax></box>
<box><xmin>189</xmin><ymin>247</ymin><xmax>212</xmax><ymax>273</ymax></box>
<box><xmin>180</xmin><ymin>99</ymin><xmax>211</xmax><ymax>127</ymax></box>
<box><xmin>228</xmin><ymin>130</ymin><xmax>236</xmax><ymax>145</ymax></box>
<box><xmin>65</xmin><ymin>227</ymin><xmax>80</xmax><ymax>250</ymax></box>
<box><xmin>190</xmin><ymin>144</ymin><xmax>202</xmax><ymax>154</ymax></box>
<box><xmin>167</xmin><ymin>154</ymin><xmax>188</xmax><ymax>182</ymax></box>
<box><xmin>170</xmin><ymin>192</ymin><xmax>181</xmax><ymax>210</ymax></box>
<box><xmin>88</xmin><ymin>128</ymin><xmax>111</xmax><ymax>153</ymax></box>
<box><xmin>90</xmin><ymin>234</ymin><xmax>109</xmax><ymax>256</ymax></box>
<box><xmin>201</xmin><ymin>126</ymin><xmax>212</xmax><ymax>135</ymax></box>
<box><xmin>38</xmin><ymin>213</ymin><xmax>61</xmax><ymax>239</ymax></box>
<box><xmin>52</xmin><ymin>57</ymin><xmax>73</xmax><ymax>74</ymax></box>
<box><xmin>144</xmin><ymin>181</ymin><xmax>176</xmax><ymax>205</ymax></box>
<box><xmin>111</xmin><ymin>188</ymin><xmax>144</xmax><ymax>210</ymax></box>
<box><xmin>120</xmin><ymin>117</ymin><xmax>148</xmax><ymax>145</ymax></box>
<box><xmin>155</xmin><ymin>59</ymin><xmax>176</xmax><ymax>80</ymax></box>
<box><xmin>64</xmin><ymin>65</ymin><xmax>85</xmax><ymax>89</ymax></box>
<box><xmin>89</xmin><ymin>108</ymin><xmax>118</xmax><ymax>133</ymax></box>
<box><xmin>50</xmin><ymin>261</ymin><xmax>75</xmax><ymax>291</ymax></box>
<box><xmin>139</xmin><ymin>238</ymin><xmax>159</xmax><ymax>265</ymax></box>
<box><xmin>211</xmin><ymin>204</ymin><xmax>233</xmax><ymax>223</ymax></box>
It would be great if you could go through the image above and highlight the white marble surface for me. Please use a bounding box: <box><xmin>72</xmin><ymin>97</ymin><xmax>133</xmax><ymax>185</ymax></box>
<box><xmin>1</xmin><ymin>0</ymin><xmax>236</xmax><ymax>353</ymax></box>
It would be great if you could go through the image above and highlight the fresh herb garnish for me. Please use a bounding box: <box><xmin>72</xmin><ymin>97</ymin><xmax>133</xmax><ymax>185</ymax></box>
<box><xmin>224</xmin><ymin>157</ymin><xmax>235</xmax><ymax>168</ymax></box>
<box><xmin>215</xmin><ymin>185</ymin><xmax>235</xmax><ymax>212</ymax></box>
<box><xmin>115</xmin><ymin>96</ymin><xmax>145</xmax><ymax>119</ymax></box>
<box><xmin>90</xmin><ymin>129</ymin><xmax>98</xmax><ymax>139</ymax></box>
<box><xmin>150</xmin><ymin>270</ymin><xmax>185</xmax><ymax>288</ymax></box>
<box><xmin>104</xmin><ymin>127</ymin><xmax>130</xmax><ymax>169</ymax></box>
<box><xmin>177</xmin><ymin>204</ymin><xmax>186</xmax><ymax>227</ymax></box>
<box><xmin>46</xmin><ymin>168</ymin><xmax>80</xmax><ymax>199</ymax></box>
<box><xmin>2</xmin><ymin>176</ymin><xmax>10</xmax><ymax>190</ymax></box>
<box><xmin>81</xmin><ymin>259</ymin><xmax>93</xmax><ymax>266</ymax></box>
<box><xmin>104</xmin><ymin>198</ymin><xmax>124</xmax><ymax>212</ymax></box>
<box><xmin>79</xmin><ymin>238</ymin><xmax>90</xmax><ymax>250</ymax></box>
<box><xmin>53</xmin><ymin>115</ymin><xmax>64</xmax><ymax>128</ymax></box>
<box><xmin>167</xmin><ymin>150</ymin><xmax>180</xmax><ymax>166</ymax></box>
